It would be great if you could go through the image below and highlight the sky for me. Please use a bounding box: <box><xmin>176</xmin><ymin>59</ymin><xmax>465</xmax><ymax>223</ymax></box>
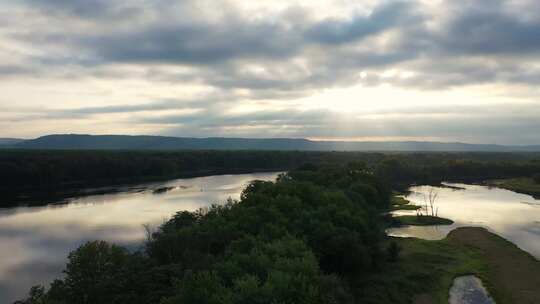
<box><xmin>1</xmin><ymin>0</ymin><xmax>540</xmax><ymax>144</ymax></box>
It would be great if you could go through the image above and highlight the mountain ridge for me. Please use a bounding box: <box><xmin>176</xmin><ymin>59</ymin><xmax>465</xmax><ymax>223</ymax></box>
<box><xmin>9</xmin><ymin>134</ymin><xmax>540</xmax><ymax>152</ymax></box>
<box><xmin>0</xmin><ymin>138</ymin><xmax>25</xmax><ymax>146</ymax></box>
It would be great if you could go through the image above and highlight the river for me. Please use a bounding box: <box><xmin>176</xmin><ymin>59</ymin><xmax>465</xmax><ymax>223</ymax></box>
<box><xmin>387</xmin><ymin>183</ymin><xmax>540</xmax><ymax>259</ymax></box>
<box><xmin>0</xmin><ymin>172</ymin><xmax>280</xmax><ymax>303</ymax></box>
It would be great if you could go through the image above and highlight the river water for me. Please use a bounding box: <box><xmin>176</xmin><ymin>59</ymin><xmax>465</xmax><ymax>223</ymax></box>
<box><xmin>387</xmin><ymin>183</ymin><xmax>540</xmax><ymax>259</ymax></box>
<box><xmin>0</xmin><ymin>172</ymin><xmax>280</xmax><ymax>303</ymax></box>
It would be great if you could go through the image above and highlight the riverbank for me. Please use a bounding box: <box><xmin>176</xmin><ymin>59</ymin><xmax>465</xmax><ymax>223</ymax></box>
<box><xmin>486</xmin><ymin>177</ymin><xmax>540</xmax><ymax>199</ymax></box>
<box><xmin>1</xmin><ymin>168</ymin><xmax>285</xmax><ymax>208</ymax></box>
<box><xmin>1</xmin><ymin>149</ymin><xmax>340</xmax><ymax>208</ymax></box>
<box><xmin>391</xmin><ymin>195</ymin><xmax>422</xmax><ymax>211</ymax></box>
<box><xmin>389</xmin><ymin>195</ymin><xmax>453</xmax><ymax>226</ymax></box>
<box><xmin>380</xmin><ymin>227</ymin><xmax>540</xmax><ymax>304</ymax></box>
<box><xmin>446</xmin><ymin>227</ymin><xmax>540</xmax><ymax>303</ymax></box>
<box><xmin>394</xmin><ymin>215</ymin><xmax>454</xmax><ymax>226</ymax></box>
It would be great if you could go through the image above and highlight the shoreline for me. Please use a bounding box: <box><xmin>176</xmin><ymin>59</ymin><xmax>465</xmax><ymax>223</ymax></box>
<box><xmin>390</xmin><ymin>227</ymin><xmax>540</xmax><ymax>304</ymax></box>
<box><xmin>1</xmin><ymin>169</ymin><xmax>284</xmax><ymax>208</ymax></box>
<box><xmin>388</xmin><ymin>192</ymin><xmax>539</xmax><ymax>303</ymax></box>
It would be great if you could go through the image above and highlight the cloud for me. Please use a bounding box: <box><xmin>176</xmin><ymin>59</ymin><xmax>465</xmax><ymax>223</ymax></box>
<box><xmin>435</xmin><ymin>0</ymin><xmax>540</xmax><ymax>56</ymax></box>
<box><xmin>22</xmin><ymin>0</ymin><xmax>143</xmax><ymax>19</ymax></box>
<box><xmin>304</xmin><ymin>2</ymin><xmax>418</xmax><ymax>44</ymax></box>
<box><xmin>6</xmin><ymin>0</ymin><xmax>540</xmax><ymax>89</ymax></box>
<box><xmin>1</xmin><ymin>0</ymin><xmax>540</xmax><ymax>143</ymax></box>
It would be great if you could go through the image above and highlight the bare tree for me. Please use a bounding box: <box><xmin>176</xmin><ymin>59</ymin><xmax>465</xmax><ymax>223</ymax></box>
<box><xmin>142</xmin><ymin>223</ymin><xmax>154</xmax><ymax>244</ymax></box>
<box><xmin>419</xmin><ymin>188</ymin><xmax>439</xmax><ymax>217</ymax></box>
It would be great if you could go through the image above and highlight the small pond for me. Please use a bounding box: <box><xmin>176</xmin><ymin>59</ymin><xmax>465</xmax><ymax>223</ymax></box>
<box><xmin>449</xmin><ymin>275</ymin><xmax>495</xmax><ymax>304</ymax></box>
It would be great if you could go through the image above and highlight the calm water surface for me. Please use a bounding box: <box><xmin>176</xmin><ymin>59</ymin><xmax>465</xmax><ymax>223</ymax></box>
<box><xmin>448</xmin><ymin>275</ymin><xmax>495</xmax><ymax>304</ymax></box>
<box><xmin>0</xmin><ymin>172</ymin><xmax>280</xmax><ymax>303</ymax></box>
<box><xmin>387</xmin><ymin>183</ymin><xmax>540</xmax><ymax>259</ymax></box>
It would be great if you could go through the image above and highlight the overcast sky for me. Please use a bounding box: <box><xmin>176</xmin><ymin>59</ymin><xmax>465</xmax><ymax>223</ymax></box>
<box><xmin>1</xmin><ymin>0</ymin><xmax>540</xmax><ymax>144</ymax></box>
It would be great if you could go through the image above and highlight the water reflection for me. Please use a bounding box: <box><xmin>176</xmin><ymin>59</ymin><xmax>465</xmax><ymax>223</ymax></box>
<box><xmin>449</xmin><ymin>275</ymin><xmax>495</xmax><ymax>304</ymax></box>
<box><xmin>387</xmin><ymin>183</ymin><xmax>540</xmax><ymax>259</ymax></box>
<box><xmin>0</xmin><ymin>172</ymin><xmax>280</xmax><ymax>303</ymax></box>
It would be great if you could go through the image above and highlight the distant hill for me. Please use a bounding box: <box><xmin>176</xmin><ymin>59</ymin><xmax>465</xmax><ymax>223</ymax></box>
<box><xmin>0</xmin><ymin>138</ymin><xmax>25</xmax><ymax>146</ymax></box>
<box><xmin>10</xmin><ymin>134</ymin><xmax>540</xmax><ymax>152</ymax></box>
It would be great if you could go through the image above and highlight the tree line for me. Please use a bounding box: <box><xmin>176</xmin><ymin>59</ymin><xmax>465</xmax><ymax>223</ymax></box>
<box><xmin>2</xmin><ymin>150</ymin><xmax>539</xmax><ymax>207</ymax></box>
<box><xmin>0</xmin><ymin>150</ymin><xmax>381</xmax><ymax>207</ymax></box>
<box><xmin>13</xmin><ymin>154</ymin><xmax>540</xmax><ymax>303</ymax></box>
<box><xmin>17</xmin><ymin>163</ymin><xmax>397</xmax><ymax>304</ymax></box>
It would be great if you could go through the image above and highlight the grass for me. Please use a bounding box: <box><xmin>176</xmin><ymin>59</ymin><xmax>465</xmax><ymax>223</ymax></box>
<box><xmin>392</xmin><ymin>204</ymin><xmax>422</xmax><ymax>211</ymax></box>
<box><xmin>356</xmin><ymin>227</ymin><xmax>540</xmax><ymax>304</ymax></box>
<box><xmin>446</xmin><ymin>227</ymin><xmax>540</xmax><ymax>304</ymax></box>
<box><xmin>391</xmin><ymin>195</ymin><xmax>422</xmax><ymax>211</ymax></box>
<box><xmin>394</xmin><ymin>215</ymin><xmax>453</xmax><ymax>226</ymax></box>
<box><xmin>354</xmin><ymin>230</ymin><xmax>486</xmax><ymax>303</ymax></box>
<box><xmin>487</xmin><ymin>177</ymin><xmax>540</xmax><ymax>199</ymax></box>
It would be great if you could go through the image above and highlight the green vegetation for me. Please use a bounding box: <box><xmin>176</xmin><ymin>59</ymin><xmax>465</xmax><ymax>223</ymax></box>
<box><xmin>369</xmin><ymin>227</ymin><xmax>540</xmax><ymax>304</ymax></box>
<box><xmin>0</xmin><ymin>150</ymin><xmax>383</xmax><ymax>207</ymax></box>
<box><xmin>391</xmin><ymin>196</ymin><xmax>410</xmax><ymax>205</ymax></box>
<box><xmin>15</xmin><ymin>160</ymin><xmax>540</xmax><ymax>304</ymax></box>
<box><xmin>392</xmin><ymin>204</ymin><xmax>421</xmax><ymax>211</ymax></box>
<box><xmin>488</xmin><ymin>177</ymin><xmax>540</xmax><ymax>198</ymax></box>
<box><xmin>2</xmin><ymin>150</ymin><xmax>540</xmax><ymax>207</ymax></box>
<box><xmin>17</xmin><ymin>163</ymin><xmax>393</xmax><ymax>304</ymax></box>
<box><xmin>445</xmin><ymin>227</ymin><xmax>540</xmax><ymax>303</ymax></box>
<box><xmin>365</xmin><ymin>233</ymin><xmax>487</xmax><ymax>303</ymax></box>
<box><xmin>394</xmin><ymin>215</ymin><xmax>454</xmax><ymax>226</ymax></box>
<box><xmin>373</xmin><ymin>155</ymin><xmax>540</xmax><ymax>189</ymax></box>
<box><xmin>390</xmin><ymin>196</ymin><xmax>421</xmax><ymax>211</ymax></box>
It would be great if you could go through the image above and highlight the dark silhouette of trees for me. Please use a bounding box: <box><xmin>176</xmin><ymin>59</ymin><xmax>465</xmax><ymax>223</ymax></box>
<box><xmin>2</xmin><ymin>150</ymin><xmax>539</xmax><ymax>207</ymax></box>
<box><xmin>387</xmin><ymin>241</ymin><xmax>401</xmax><ymax>262</ymax></box>
<box><xmin>15</xmin><ymin>154</ymin><xmax>540</xmax><ymax>303</ymax></box>
<box><xmin>18</xmin><ymin>163</ymin><xmax>392</xmax><ymax>304</ymax></box>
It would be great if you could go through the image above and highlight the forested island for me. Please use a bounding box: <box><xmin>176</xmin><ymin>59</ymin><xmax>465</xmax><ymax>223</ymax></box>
<box><xmin>12</xmin><ymin>156</ymin><xmax>540</xmax><ymax>304</ymax></box>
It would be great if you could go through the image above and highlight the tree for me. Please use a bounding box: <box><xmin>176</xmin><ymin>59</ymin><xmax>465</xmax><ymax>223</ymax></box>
<box><xmin>20</xmin><ymin>162</ymin><xmax>391</xmax><ymax>304</ymax></box>
<box><xmin>49</xmin><ymin>241</ymin><xmax>132</xmax><ymax>304</ymax></box>
<box><xmin>533</xmin><ymin>173</ymin><xmax>540</xmax><ymax>184</ymax></box>
<box><xmin>387</xmin><ymin>241</ymin><xmax>401</xmax><ymax>262</ymax></box>
<box><xmin>14</xmin><ymin>286</ymin><xmax>46</xmax><ymax>304</ymax></box>
<box><xmin>418</xmin><ymin>188</ymin><xmax>439</xmax><ymax>217</ymax></box>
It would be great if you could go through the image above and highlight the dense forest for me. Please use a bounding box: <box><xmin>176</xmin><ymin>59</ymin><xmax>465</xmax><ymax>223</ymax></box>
<box><xmin>1</xmin><ymin>150</ymin><xmax>539</xmax><ymax>207</ymax></box>
<box><xmin>17</xmin><ymin>163</ymin><xmax>395</xmax><ymax>304</ymax></box>
<box><xmin>12</xmin><ymin>154</ymin><xmax>540</xmax><ymax>303</ymax></box>
<box><xmin>0</xmin><ymin>150</ymin><xmax>381</xmax><ymax>206</ymax></box>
